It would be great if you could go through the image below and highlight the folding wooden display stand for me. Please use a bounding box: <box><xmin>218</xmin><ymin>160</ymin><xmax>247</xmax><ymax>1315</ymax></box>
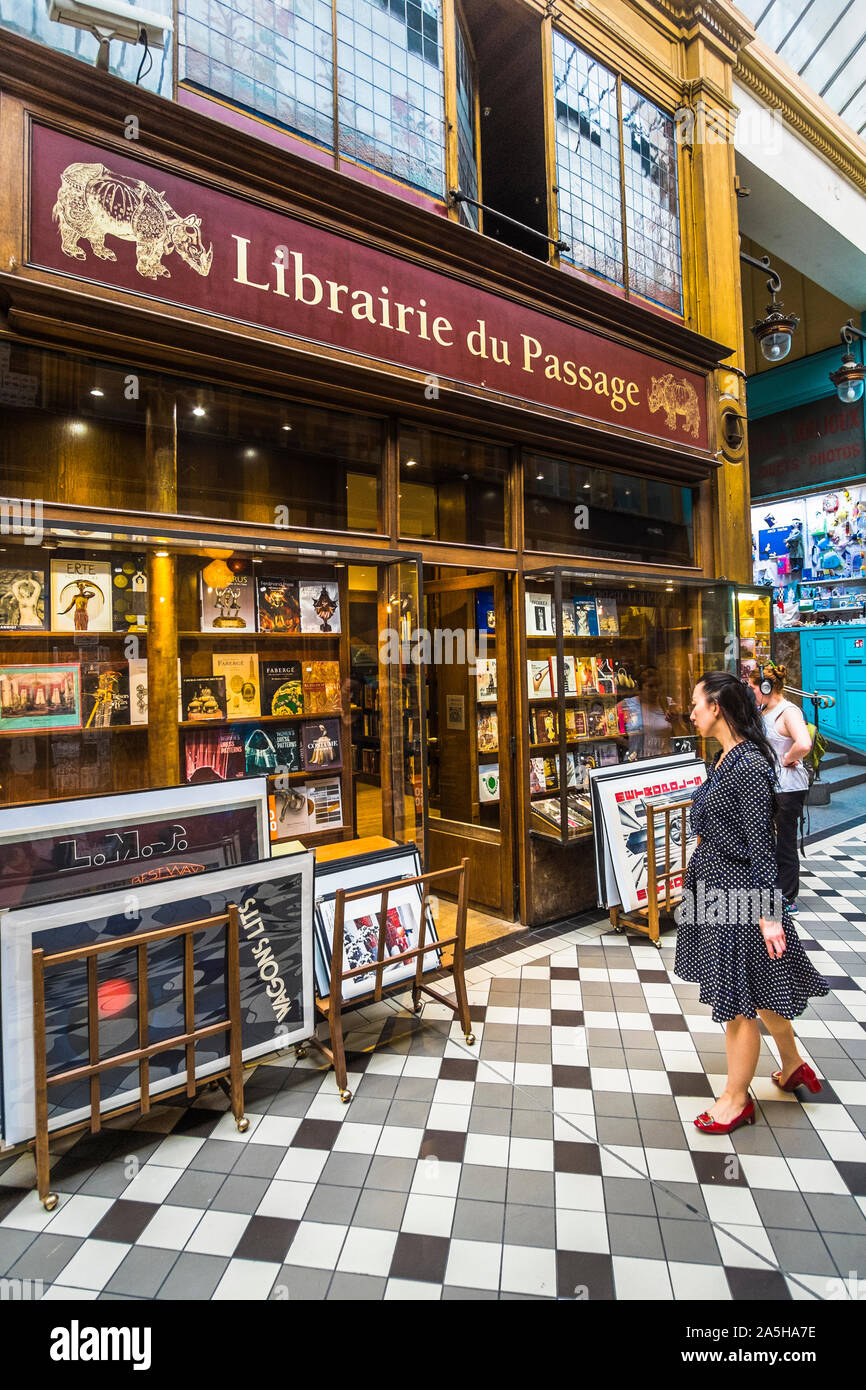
<box><xmin>304</xmin><ymin>859</ymin><xmax>475</xmax><ymax>1101</ymax></box>
<box><xmin>31</xmin><ymin>904</ymin><xmax>249</xmax><ymax>1210</ymax></box>
<box><xmin>608</xmin><ymin>796</ymin><xmax>692</xmax><ymax>947</ymax></box>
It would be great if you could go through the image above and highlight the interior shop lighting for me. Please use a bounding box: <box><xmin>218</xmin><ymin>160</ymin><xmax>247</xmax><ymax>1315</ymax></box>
<box><xmin>740</xmin><ymin>251</ymin><xmax>799</xmax><ymax>362</ymax></box>
<box><xmin>404</xmin><ymin>458</ymin><xmax>418</xmax><ymax>468</ymax></box>
<box><xmin>89</xmin><ymin>387</ymin><xmax>104</xmax><ymax>397</ymax></box>
<box><xmin>192</xmin><ymin>405</ymin><xmax>206</xmax><ymax>417</ymax></box>
<box><xmin>282</xmin><ymin>423</ymin><xmax>292</xmax><ymax>431</ymax></box>
<box><xmin>829</xmin><ymin>320</ymin><xmax>866</xmax><ymax>404</ymax></box>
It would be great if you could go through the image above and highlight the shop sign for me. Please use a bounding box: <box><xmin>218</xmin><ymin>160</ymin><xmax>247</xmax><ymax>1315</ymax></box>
<box><xmin>28</xmin><ymin>126</ymin><xmax>709</xmax><ymax>450</ymax></box>
<box><xmin>749</xmin><ymin>398</ymin><xmax>865</xmax><ymax>498</ymax></box>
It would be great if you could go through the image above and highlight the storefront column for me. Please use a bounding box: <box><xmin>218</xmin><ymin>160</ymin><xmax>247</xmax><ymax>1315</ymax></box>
<box><xmin>145</xmin><ymin>391</ymin><xmax>180</xmax><ymax>787</ymax></box>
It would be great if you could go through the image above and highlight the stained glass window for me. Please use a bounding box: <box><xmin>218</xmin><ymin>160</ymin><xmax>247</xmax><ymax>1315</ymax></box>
<box><xmin>455</xmin><ymin>15</ymin><xmax>478</xmax><ymax>228</ymax></box>
<box><xmin>621</xmin><ymin>81</ymin><xmax>682</xmax><ymax>312</ymax></box>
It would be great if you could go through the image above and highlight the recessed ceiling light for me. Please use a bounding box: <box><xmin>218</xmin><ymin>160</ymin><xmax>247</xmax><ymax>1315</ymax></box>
<box><xmin>282</xmin><ymin>423</ymin><xmax>292</xmax><ymax>431</ymax></box>
<box><xmin>405</xmin><ymin>458</ymin><xmax>418</xmax><ymax>467</ymax></box>
<box><xmin>89</xmin><ymin>387</ymin><xmax>104</xmax><ymax>397</ymax></box>
<box><xmin>536</xmin><ymin>472</ymin><xmax>545</xmax><ymax>480</ymax></box>
<box><xmin>583</xmin><ymin>482</ymin><xmax>590</xmax><ymax>489</ymax></box>
<box><xmin>192</xmin><ymin>406</ymin><xmax>206</xmax><ymax>417</ymax></box>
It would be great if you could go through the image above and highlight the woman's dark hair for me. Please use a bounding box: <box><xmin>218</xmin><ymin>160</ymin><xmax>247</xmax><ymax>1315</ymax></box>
<box><xmin>697</xmin><ymin>670</ymin><xmax>778</xmax><ymax>776</ymax></box>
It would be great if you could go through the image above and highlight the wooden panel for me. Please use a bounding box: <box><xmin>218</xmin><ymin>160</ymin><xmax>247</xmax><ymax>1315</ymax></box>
<box><xmin>428</xmin><ymin>820</ymin><xmax>503</xmax><ymax>913</ymax></box>
<box><xmin>527</xmin><ymin>833</ymin><xmax>597</xmax><ymax>927</ymax></box>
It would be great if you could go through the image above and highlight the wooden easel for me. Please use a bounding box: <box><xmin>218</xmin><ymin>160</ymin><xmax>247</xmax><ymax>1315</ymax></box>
<box><xmin>304</xmin><ymin>859</ymin><xmax>474</xmax><ymax>1100</ymax></box>
<box><xmin>609</xmin><ymin>795</ymin><xmax>692</xmax><ymax>947</ymax></box>
<box><xmin>30</xmin><ymin>903</ymin><xmax>249</xmax><ymax>1210</ymax></box>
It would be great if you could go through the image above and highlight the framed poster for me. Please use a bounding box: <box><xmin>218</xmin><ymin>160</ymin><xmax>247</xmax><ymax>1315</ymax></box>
<box><xmin>50</xmin><ymin>558</ymin><xmax>112</xmax><ymax>633</ymax></box>
<box><xmin>312</xmin><ymin>844</ymin><xmax>439</xmax><ymax>1000</ymax></box>
<box><xmin>0</xmin><ymin>852</ymin><xmax>314</xmax><ymax>1146</ymax></box>
<box><xmin>590</xmin><ymin>756</ymin><xmax>705</xmax><ymax>911</ymax></box>
<box><xmin>0</xmin><ymin>663</ymin><xmax>81</xmax><ymax>732</ymax></box>
<box><xmin>446</xmin><ymin>694</ymin><xmax>465</xmax><ymax>730</ymax></box>
<box><xmin>0</xmin><ymin>778</ymin><xmax>270</xmax><ymax>914</ymax></box>
<box><xmin>587</xmin><ymin>753</ymin><xmax>698</xmax><ymax>908</ymax></box>
<box><xmin>0</xmin><ymin>566</ymin><xmax>46</xmax><ymax>630</ymax></box>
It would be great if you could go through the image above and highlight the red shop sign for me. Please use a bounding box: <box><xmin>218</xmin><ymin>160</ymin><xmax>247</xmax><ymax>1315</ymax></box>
<box><xmin>28</xmin><ymin>125</ymin><xmax>709</xmax><ymax>449</ymax></box>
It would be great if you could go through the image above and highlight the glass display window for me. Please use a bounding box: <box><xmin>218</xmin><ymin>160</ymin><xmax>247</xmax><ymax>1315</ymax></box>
<box><xmin>399</xmin><ymin>426</ymin><xmax>510</xmax><ymax>548</ymax></box>
<box><xmin>736</xmin><ymin>587</ymin><xmax>773</xmax><ymax>677</ymax></box>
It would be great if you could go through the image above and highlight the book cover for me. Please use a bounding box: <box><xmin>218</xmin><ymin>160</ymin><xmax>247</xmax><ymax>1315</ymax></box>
<box><xmin>308</xmin><ymin>776</ymin><xmax>343</xmax><ymax>829</ymax></box>
<box><xmin>261</xmin><ymin>660</ymin><xmax>304</xmax><ymax>717</ymax></box>
<box><xmin>597</xmin><ymin>742</ymin><xmax>619</xmax><ymax>766</ymax></box>
<box><xmin>299</xmin><ymin>580</ymin><xmax>341</xmax><ymax>634</ymax></box>
<box><xmin>527</xmin><ymin>659</ymin><xmax>553</xmax><ymax>700</ymax></box>
<box><xmin>199</xmin><ymin>568</ymin><xmax>257</xmax><ymax>634</ymax></box>
<box><xmin>270</xmin><ymin>787</ymin><xmax>314</xmax><ymax>838</ymax></box>
<box><xmin>573</xmin><ymin>596</ymin><xmax>599</xmax><ymax>637</ymax></box>
<box><xmin>576</xmin><ymin>657</ymin><xmax>599</xmax><ymax>695</ymax></box>
<box><xmin>302</xmin><ymin>717</ymin><xmax>342</xmax><ymax>772</ymax></box>
<box><xmin>273</xmin><ymin>724</ymin><xmax>302</xmax><ymax>773</ymax></box>
<box><xmin>110</xmin><ymin>554</ymin><xmax>148</xmax><ymax>633</ymax></box>
<box><xmin>183</xmin><ymin>726</ymin><xmax>246</xmax><ymax>783</ymax></box>
<box><xmin>213</xmin><ymin>653</ymin><xmax>261</xmax><ymax>719</ymax></box>
<box><xmin>586</xmin><ymin>700</ymin><xmax>608</xmax><ymax>737</ymax></box>
<box><xmin>302</xmin><ymin>660</ymin><xmax>341</xmax><ymax>715</ymax></box>
<box><xmin>560</xmin><ymin>602</ymin><xmax>575</xmax><ymax>636</ymax></box>
<box><xmin>565</xmin><ymin>708</ymin><xmax>587</xmax><ymax>738</ymax></box>
<box><xmin>475</xmin><ymin>659</ymin><xmax>498</xmax><ymax>704</ymax></box>
<box><xmin>478</xmin><ymin>767</ymin><xmax>500</xmax><ymax>803</ymax></box>
<box><xmin>81</xmin><ymin>661</ymin><xmax>131</xmax><ymax>728</ymax></box>
<box><xmin>181</xmin><ymin>675</ymin><xmax>227</xmax><ymax>721</ymax></box>
<box><xmin>596</xmin><ymin>592</ymin><xmax>620</xmax><ymax>636</ymax></box>
<box><xmin>256</xmin><ymin>577</ymin><xmax>301</xmax><ymax>633</ymax></box>
<box><xmin>531</xmin><ymin>706</ymin><xmax>558</xmax><ymax>745</ymax></box>
<box><xmin>529</xmin><ymin>757</ymin><xmax>546</xmax><ymax>795</ymax></box>
<box><xmin>549</xmin><ymin>655</ymin><xmax>577</xmax><ymax>696</ymax></box>
<box><xmin>476</xmin><ymin>708</ymin><xmax>498</xmax><ymax>753</ymax></box>
<box><xmin>543</xmin><ymin>757</ymin><xmax>560</xmax><ymax>791</ymax></box>
<box><xmin>0</xmin><ymin>566</ymin><xmax>46</xmax><ymax>630</ymax></box>
<box><xmin>595</xmin><ymin>657</ymin><xmax>617</xmax><ymax>697</ymax></box>
<box><xmin>0</xmin><ymin>664</ymin><xmax>81</xmax><ymax>731</ymax></box>
<box><xmin>128</xmin><ymin>658</ymin><xmax>149</xmax><ymax>726</ymax></box>
<box><xmin>475</xmin><ymin>589</ymin><xmax>495</xmax><ymax>634</ymax></box>
<box><xmin>525</xmin><ymin>591</ymin><xmax>555</xmax><ymax>637</ymax></box>
<box><xmin>50</xmin><ymin>558</ymin><xmax>112</xmax><ymax>633</ymax></box>
<box><xmin>617</xmin><ymin>698</ymin><xmax>644</xmax><ymax>735</ymax></box>
<box><xmin>603</xmin><ymin>701</ymin><xmax>619</xmax><ymax>736</ymax></box>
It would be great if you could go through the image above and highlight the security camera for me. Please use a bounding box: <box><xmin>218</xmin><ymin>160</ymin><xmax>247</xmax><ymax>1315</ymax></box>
<box><xmin>47</xmin><ymin>0</ymin><xmax>171</xmax><ymax>67</ymax></box>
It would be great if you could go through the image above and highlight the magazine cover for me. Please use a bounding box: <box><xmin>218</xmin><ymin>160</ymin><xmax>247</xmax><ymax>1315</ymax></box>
<box><xmin>261</xmin><ymin>660</ymin><xmax>304</xmax><ymax>717</ymax></box>
<box><xmin>595</xmin><ymin>762</ymin><xmax>706</xmax><ymax>912</ymax></box>
<box><xmin>212</xmin><ymin>653</ymin><xmax>261</xmax><ymax>718</ymax></box>
<box><xmin>299</xmin><ymin>580</ymin><xmax>341</xmax><ymax>634</ymax></box>
<box><xmin>0</xmin><ymin>566</ymin><xmax>46</xmax><ymax>630</ymax></box>
<box><xmin>199</xmin><ymin>568</ymin><xmax>257</xmax><ymax>633</ymax></box>
<box><xmin>302</xmin><ymin>718</ymin><xmax>342</xmax><ymax>771</ymax></box>
<box><xmin>302</xmin><ymin>660</ymin><xmax>341</xmax><ymax>714</ymax></box>
<box><xmin>128</xmin><ymin>658</ymin><xmax>149</xmax><ymax>726</ymax></box>
<box><xmin>525</xmin><ymin>591</ymin><xmax>555</xmax><ymax>637</ymax></box>
<box><xmin>256</xmin><ymin>577</ymin><xmax>301</xmax><ymax>633</ymax></box>
<box><xmin>475</xmin><ymin>658</ymin><xmax>498</xmax><ymax>704</ymax></box>
<box><xmin>110</xmin><ymin>554</ymin><xmax>148</xmax><ymax>633</ymax></box>
<box><xmin>81</xmin><ymin>661</ymin><xmax>131</xmax><ymax>728</ymax></box>
<box><xmin>476</xmin><ymin>708</ymin><xmax>498</xmax><ymax>753</ymax></box>
<box><xmin>527</xmin><ymin>659</ymin><xmax>553</xmax><ymax>700</ymax></box>
<box><xmin>181</xmin><ymin>675</ymin><xmax>227</xmax><ymax>722</ymax></box>
<box><xmin>478</xmin><ymin>767</ymin><xmax>500</xmax><ymax>802</ymax></box>
<box><xmin>596</xmin><ymin>592</ymin><xmax>620</xmax><ymax>636</ymax></box>
<box><xmin>0</xmin><ymin>664</ymin><xmax>81</xmax><ymax>732</ymax></box>
<box><xmin>50</xmin><ymin>558</ymin><xmax>112</xmax><ymax>633</ymax></box>
<box><xmin>573</xmin><ymin>595</ymin><xmax>600</xmax><ymax>637</ymax></box>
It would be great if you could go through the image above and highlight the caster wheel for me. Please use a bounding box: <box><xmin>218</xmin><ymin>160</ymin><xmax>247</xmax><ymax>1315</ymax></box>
<box><xmin>339</xmin><ymin>1089</ymin><xmax>352</xmax><ymax>1104</ymax></box>
<box><xmin>295</xmin><ymin>1047</ymin><xmax>308</xmax><ymax>1059</ymax></box>
<box><xmin>464</xmin><ymin>1033</ymin><xmax>476</xmax><ymax>1046</ymax></box>
<box><xmin>236</xmin><ymin>1116</ymin><xmax>250</xmax><ymax>1133</ymax></box>
<box><xmin>653</xmin><ymin>940</ymin><xmax>663</xmax><ymax>950</ymax></box>
<box><xmin>413</xmin><ymin>1001</ymin><xmax>423</xmax><ymax>1014</ymax></box>
<box><xmin>612</xmin><ymin>926</ymin><xmax>624</xmax><ymax>935</ymax></box>
<box><xmin>42</xmin><ymin>1193</ymin><xmax>58</xmax><ymax>1212</ymax></box>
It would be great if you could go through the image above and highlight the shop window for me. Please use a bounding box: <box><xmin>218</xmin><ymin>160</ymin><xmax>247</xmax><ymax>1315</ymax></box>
<box><xmin>552</xmin><ymin>31</ymin><xmax>682</xmax><ymax>312</ymax></box>
<box><xmin>454</xmin><ymin>10</ymin><xmax>479</xmax><ymax>229</ymax></box>
<box><xmin>399</xmin><ymin>427</ymin><xmax>509</xmax><ymax>547</ymax></box>
<box><xmin>524</xmin><ymin>454</ymin><xmax>695</xmax><ymax>566</ymax></box>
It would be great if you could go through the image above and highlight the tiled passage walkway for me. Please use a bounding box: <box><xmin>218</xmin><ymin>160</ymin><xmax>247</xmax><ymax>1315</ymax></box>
<box><xmin>1</xmin><ymin>824</ymin><xmax>865</xmax><ymax>1300</ymax></box>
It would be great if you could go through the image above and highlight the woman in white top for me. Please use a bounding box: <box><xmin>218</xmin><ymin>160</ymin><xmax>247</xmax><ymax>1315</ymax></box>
<box><xmin>748</xmin><ymin>662</ymin><xmax>812</xmax><ymax>912</ymax></box>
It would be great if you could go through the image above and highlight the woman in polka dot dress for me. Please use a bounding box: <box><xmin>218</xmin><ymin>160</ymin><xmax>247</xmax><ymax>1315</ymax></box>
<box><xmin>674</xmin><ymin>672</ymin><xmax>828</xmax><ymax>1134</ymax></box>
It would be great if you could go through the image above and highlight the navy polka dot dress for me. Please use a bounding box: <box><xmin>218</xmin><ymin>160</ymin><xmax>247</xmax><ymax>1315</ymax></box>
<box><xmin>674</xmin><ymin>741</ymin><xmax>828</xmax><ymax>1024</ymax></box>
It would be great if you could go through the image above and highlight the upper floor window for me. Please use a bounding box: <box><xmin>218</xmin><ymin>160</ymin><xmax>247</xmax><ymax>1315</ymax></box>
<box><xmin>178</xmin><ymin>0</ymin><xmax>446</xmax><ymax>199</ymax></box>
<box><xmin>552</xmin><ymin>31</ymin><xmax>682</xmax><ymax>313</ymax></box>
<box><xmin>454</xmin><ymin>11</ymin><xmax>479</xmax><ymax>228</ymax></box>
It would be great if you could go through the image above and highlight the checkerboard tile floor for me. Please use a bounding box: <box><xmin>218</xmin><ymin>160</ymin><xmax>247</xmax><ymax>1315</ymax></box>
<box><xmin>2</xmin><ymin>824</ymin><xmax>866</xmax><ymax>1302</ymax></box>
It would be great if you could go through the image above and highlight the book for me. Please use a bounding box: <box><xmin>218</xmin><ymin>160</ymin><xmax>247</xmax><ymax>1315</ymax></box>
<box><xmin>110</xmin><ymin>554</ymin><xmax>147</xmax><ymax>633</ymax></box>
<box><xmin>531</xmin><ymin>706</ymin><xmax>558</xmax><ymax>745</ymax></box>
<box><xmin>256</xmin><ymin>577</ymin><xmax>301</xmax><ymax>633</ymax></box>
<box><xmin>565</xmin><ymin>708</ymin><xmax>587</xmax><ymax>738</ymax></box>
<box><xmin>586</xmin><ymin>700</ymin><xmax>608</xmax><ymax>737</ymax></box>
<box><xmin>529</xmin><ymin>757</ymin><xmax>546</xmax><ymax>795</ymax></box>
<box><xmin>573</xmin><ymin>596</ymin><xmax>599</xmax><ymax>637</ymax></box>
<box><xmin>596</xmin><ymin>592</ymin><xmax>619</xmax><ymax>635</ymax></box>
<box><xmin>299</xmin><ymin>580</ymin><xmax>341</xmax><ymax>634</ymax></box>
<box><xmin>199</xmin><ymin>568</ymin><xmax>257</xmax><ymax>633</ymax></box>
<box><xmin>302</xmin><ymin>660</ymin><xmax>341</xmax><ymax>714</ymax></box>
<box><xmin>596</xmin><ymin>742</ymin><xmax>619</xmax><ymax>766</ymax></box>
<box><xmin>51</xmin><ymin>558</ymin><xmax>112</xmax><ymax>633</ymax></box>
<box><xmin>128</xmin><ymin>658</ymin><xmax>149</xmax><ymax>725</ymax></box>
<box><xmin>302</xmin><ymin>717</ymin><xmax>342</xmax><ymax>771</ymax></box>
<box><xmin>476</xmin><ymin>708</ymin><xmax>499</xmax><ymax>753</ymax></box>
<box><xmin>212</xmin><ymin>653</ymin><xmax>261</xmax><ymax>718</ymax></box>
<box><xmin>525</xmin><ymin>591</ymin><xmax>555</xmax><ymax>637</ymax></box>
<box><xmin>595</xmin><ymin>657</ymin><xmax>617</xmax><ymax>696</ymax></box>
<box><xmin>617</xmin><ymin>698</ymin><xmax>644</xmax><ymax>735</ymax></box>
<box><xmin>0</xmin><ymin>664</ymin><xmax>81</xmax><ymax>731</ymax></box>
<box><xmin>0</xmin><ymin>566</ymin><xmax>46</xmax><ymax>630</ymax></box>
<box><xmin>576</xmin><ymin>657</ymin><xmax>599</xmax><ymax>695</ymax></box>
<box><xmin>527</xmin><ymin>659</ymin><xmax>553</xmax><ymax>700</ymax></box>
<box><xmin>549</xmin><ymin>655</ymin><xmax>577</xmax><ymax>696</ymax></box>
<box><xmin>261</xmin><ymin>660</ymin><xmax>304</xmax><ymax>717</ymax></box>
<box><xmin>270</xmin><ymin>787</ymin><xmax>314</xmax><ymax>837</ymax></box>
<box><xmin>181</xmin><ymin>675</ymin><xmax>227</xmax><ymax>721</ymax></box>
<box><xmin>478</xmin><ymin>767</ymin><xmax>500</xmax><ymax>803</ymax></box>
<box><xmin>475</xmin><ymin>659</ymin><xmax>497</xmax><ymax>704</ymax></box>
<box><xmin>476</xmin><ymin>589</ymin><xmax>495</xmax><ymax>633</ymax></box>
<box><xmin>560</xmin><ymin>602</ymin><xmax>576</xmax><ymax>636</ymax></box>
<box><xmin>308</xmin><ymin>776</ymin><xmax>343</xmax><ymax>828</ymax></box>
<box><xmin>183</xmin><ymin>726</ymin><xmax>246</xmax><ymax>782</ymax></box>
<box><xmin>271</xmin><ymin>724</ymin><xmax>302</xmax><ymax>773</ymax></box>
<box><xmin>81</xmin><ymin>661</ymin><xmax>130</xmax><ymax>728</ymax></box>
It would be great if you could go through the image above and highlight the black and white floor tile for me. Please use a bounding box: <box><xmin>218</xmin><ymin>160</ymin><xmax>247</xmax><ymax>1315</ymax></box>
<box><xmin>2</xmin><ymin>824</ymin><xmax>866</xmax><ymax>1301</ymax></box>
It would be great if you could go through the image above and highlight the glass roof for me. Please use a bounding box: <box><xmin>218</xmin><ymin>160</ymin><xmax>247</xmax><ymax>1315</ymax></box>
<box><xmin>736</xmin><ymin>0</ymin><xmax>866</xmax><ymax>138</ymax></box>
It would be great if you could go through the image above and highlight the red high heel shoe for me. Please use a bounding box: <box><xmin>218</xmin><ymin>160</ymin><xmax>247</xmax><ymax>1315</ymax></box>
<box><xmin>694</xmin><ymin>1099</ymin><xmax>756</xmax><ymax>1134</ymax></box>
<box><xmin>771</xmin><ymin>1063</ymin><xmax>822</xmax><ymax>1094</ymax></box>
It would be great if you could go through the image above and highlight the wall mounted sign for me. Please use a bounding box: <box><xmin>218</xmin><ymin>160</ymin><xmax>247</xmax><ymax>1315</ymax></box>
<box><xmin>28</xmin><ymin>126</ymin><xmax>709</xmax><ymax>450</ymax></box>
<box><xmin>749</xmin><ymin>399</ymin><xmax>865</xmax><ymax>499</ymax></box>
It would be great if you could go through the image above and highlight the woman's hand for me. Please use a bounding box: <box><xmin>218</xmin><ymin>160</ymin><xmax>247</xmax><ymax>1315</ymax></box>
<box><xmin>761</xmin><ymin>916</ymin><xmax>786</xmax><ymax>959</ymax></box>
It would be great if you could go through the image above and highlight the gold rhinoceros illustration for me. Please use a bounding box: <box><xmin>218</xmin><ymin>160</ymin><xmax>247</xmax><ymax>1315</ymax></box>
<box><xmin>52</xmin><ymin>161</ymin><xmax>213</xmax><ymax>281</ymax></box>
<box><xmin>648</xmin><ymin>373</ymin><xmax>700</xmax><ymax>439</ymax></box>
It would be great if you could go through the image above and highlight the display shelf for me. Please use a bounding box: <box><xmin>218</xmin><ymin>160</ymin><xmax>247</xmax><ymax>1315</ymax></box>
<box><xmin>798</xmin><ymin>575</ymin><xmax>866</xmax><ymax>586</ymax></box>
<box><xmin>0</xmin><ymin>723</ymin><xmax>147</xmax><ymax>738</ymax></box>
<box><xmin>178</xmin><ymin>712</ymin><xmax>335</xmax><ymax>729</ymax></box>
<box><xmin>0</xmin><ymin>630</ymin><xmax>146</xmax><ymax>639</ymax></box>
<box><xmin>178</xmin><ymin>630</ymin><xmax>340</xmax><ymax>639</ymax></box>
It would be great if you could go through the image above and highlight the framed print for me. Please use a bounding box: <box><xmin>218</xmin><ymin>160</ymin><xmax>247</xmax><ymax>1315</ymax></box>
<box><xmin>475</xmin><ymin>659</ymin><xmax>497</xmax><ymax>704</ymax></box>
<box><xmin>446</xmin><ymin>694</ymin><xmax>465</xmax><ymax>731</ymax></box>
<box><xmin>313</xmin><ymin>844</ymin><xmax>439</xmax><ymax>1002</ymax></box>
<box><xmin>0</xmin><ymin>565</ymin><xmax>46</xmax><ymax>630</ymax></box>
<box><xmin>587</xmin><ymin>754</ymin><xmax>701</xmax><ymax>910</ymax></box>
<box><xmin>0</xmin><ymin>778</ymin><xmax>270</xmax><ymax>913</ymax></box>
<box><xmin>0</xmin><ymin>663</ymin><xmax>81</xmax><ymax>732</ymax></box>
<box><xmin>0</xmin><ymin>852</ymin><xmax>314</xmax><ymax>1146</ymax></box>
<box><xmin>299</xmin><ymin>580</ymin><xmax>341</xmax><ymax>634</ymax></box>
<box><xmin>50</xmin><ymin>558</ymin><xmax>112</xmax><ymax>633</ymax></box>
